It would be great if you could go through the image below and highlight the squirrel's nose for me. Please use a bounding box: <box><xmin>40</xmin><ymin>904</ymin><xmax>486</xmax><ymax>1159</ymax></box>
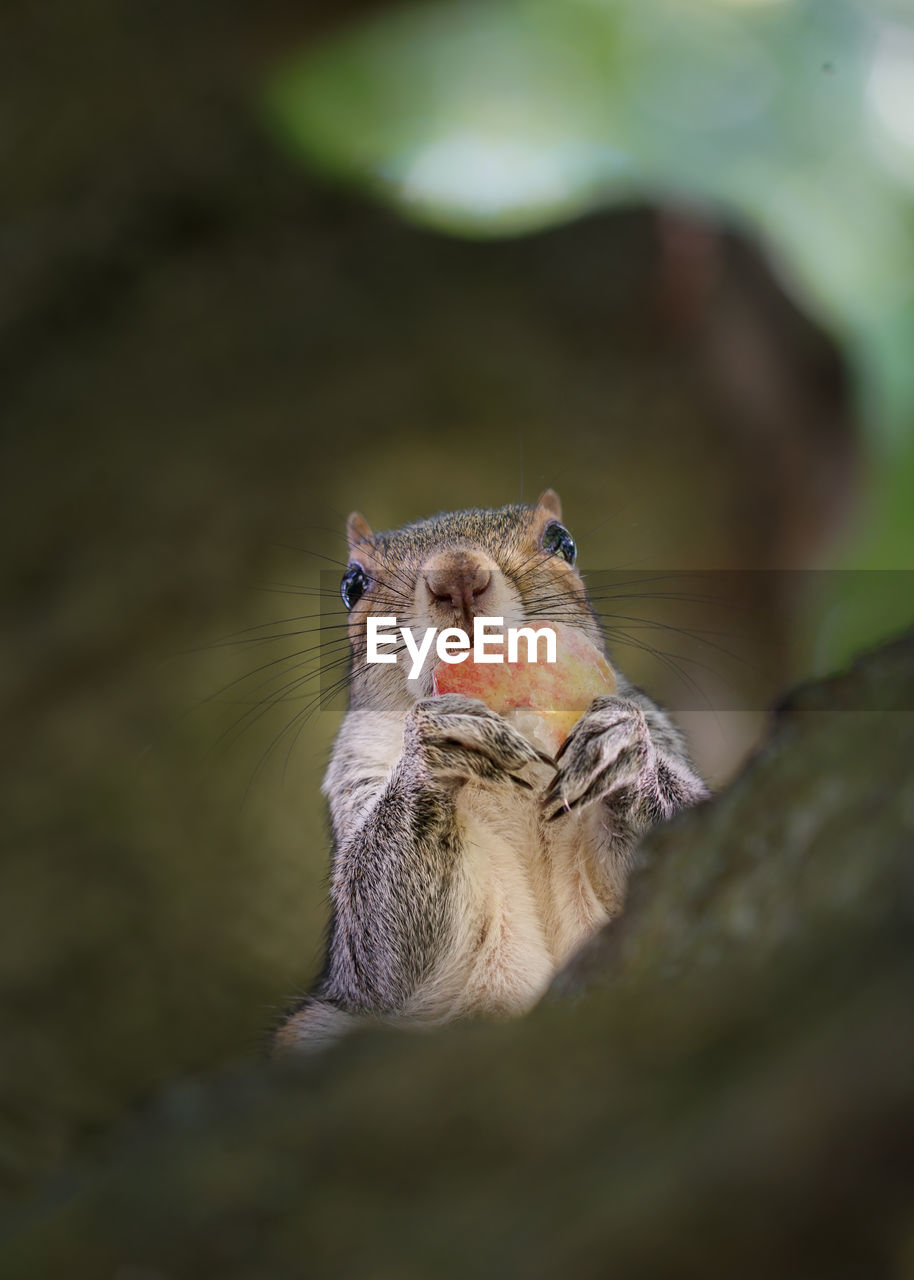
<box><xmin>423</xmin><ymin>560</ymin><xmax>493</xmax><ymax>616</ymax></box>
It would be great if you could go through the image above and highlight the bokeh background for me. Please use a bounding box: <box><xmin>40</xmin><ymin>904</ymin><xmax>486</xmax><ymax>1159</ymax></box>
<box><xmin>2</xmin><ymin>0</ymin><xmax>914</xmax><ymax>1239</ymax></box>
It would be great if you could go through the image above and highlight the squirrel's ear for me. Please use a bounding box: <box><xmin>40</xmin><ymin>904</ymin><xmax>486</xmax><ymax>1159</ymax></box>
<box><xmin>346</xmin><ymin>511</ymin><xmax>373</xmax><ymax>552</ymax></box>
<box><xmin>535</xmin><ymin>489</ymin><xmax>563</xmax><ymax>521</ymax></box>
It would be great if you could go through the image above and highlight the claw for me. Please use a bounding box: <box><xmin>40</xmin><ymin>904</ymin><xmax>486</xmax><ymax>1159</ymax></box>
<box><xmin>541</xmin><ymin>777</ymin><xmax>575</xmax><ymax>813</ymax></box>
<box><xmin>545</xmin><ymin>794</ymin><xmax>583</xmax><ymax>822</ymax></box>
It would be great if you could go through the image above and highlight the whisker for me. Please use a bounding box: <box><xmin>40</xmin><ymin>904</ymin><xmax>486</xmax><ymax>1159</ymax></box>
<box><xmin>186</xmin><ymin>620</ymin><xmax>353</xmax><ymax>653</ymax></box>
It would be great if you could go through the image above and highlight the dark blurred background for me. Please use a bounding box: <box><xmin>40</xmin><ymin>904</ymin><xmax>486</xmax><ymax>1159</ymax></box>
<box><xmin>2</xmin><ymin>0</ymin><xmax>913</xmax><ymax>1231</ymax></box>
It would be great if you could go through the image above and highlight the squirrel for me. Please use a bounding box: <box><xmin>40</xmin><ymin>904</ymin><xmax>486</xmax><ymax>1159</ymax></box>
<box><xmin>274</xmin><ymin>491</ymin><xmax>708</xmax><ymax>1050</ymax></box>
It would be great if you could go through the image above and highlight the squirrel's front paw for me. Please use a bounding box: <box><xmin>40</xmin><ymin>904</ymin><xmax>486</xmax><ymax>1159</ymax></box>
<box><xmin>406</xmin><ymin>694</ymin><xmax>556</xmax><ymax>791</ymax></box>
<box><xmin>540</xmin><ymin>696</ymin><xmax>653</xmax><ymax>821</ymax></box>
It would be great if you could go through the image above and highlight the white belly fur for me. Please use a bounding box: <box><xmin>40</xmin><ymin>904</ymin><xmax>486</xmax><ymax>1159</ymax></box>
<box><xmin>331</xmin><ymin>712</ymin><xmax>621</xmax><ymax>1022</ymax></box>
<box><xmin>446</xmin><ymin>782</ymin><xmax>614</xmax><ymax>1017</ymax></box>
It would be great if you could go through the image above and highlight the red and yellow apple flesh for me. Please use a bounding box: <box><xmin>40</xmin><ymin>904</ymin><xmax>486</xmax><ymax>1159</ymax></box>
<box><xmin>431</xmin><ymin>623</ymin><xmax>615</xmax><ymax>756</ymax></box>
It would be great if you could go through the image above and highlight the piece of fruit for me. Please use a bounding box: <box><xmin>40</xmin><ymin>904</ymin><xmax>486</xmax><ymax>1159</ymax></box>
<box><xmin>431</xmin><ymin>622</ymin><xmax>615</xmax><ymax>756</ymax></box>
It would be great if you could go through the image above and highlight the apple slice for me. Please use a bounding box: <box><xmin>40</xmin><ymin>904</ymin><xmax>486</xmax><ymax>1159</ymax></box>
<box><xmin>431</xmin><ymin>622</ymin><xmax>615</xmax><ymax>756</ymax></box>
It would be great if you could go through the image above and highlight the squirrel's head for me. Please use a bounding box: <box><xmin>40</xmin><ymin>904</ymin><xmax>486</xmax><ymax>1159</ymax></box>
<box><xmin>340</xmin><ymin>491</ymin><xmax>603</xmax><ymax>708</ymax></box>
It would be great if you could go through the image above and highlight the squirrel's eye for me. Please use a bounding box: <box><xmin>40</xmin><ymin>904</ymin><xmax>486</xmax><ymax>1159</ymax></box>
<box><xmin>341</xmin><ymin>565</ymin><xmax>369</xmax><ymax>610</ymax></box>
<box><xmin>541</xmin><ymin>522</ymin><xmax>576</xmax><ymax>565</ymax></box>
